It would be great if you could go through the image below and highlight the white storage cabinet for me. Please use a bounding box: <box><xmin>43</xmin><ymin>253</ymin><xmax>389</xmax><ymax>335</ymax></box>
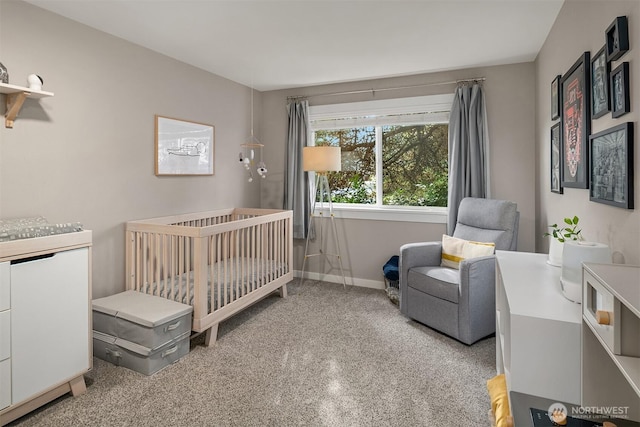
<box><xmin>0</xmin><ymin>231</ymin><xmax>92</xmax><ymax>426</ymax></box>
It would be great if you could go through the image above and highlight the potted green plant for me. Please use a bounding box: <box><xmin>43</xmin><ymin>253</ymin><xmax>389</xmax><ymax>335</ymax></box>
<box><xmin>544</xmin><ymin>216</ymin><xmax>583</xmax><ymax>266</ymax></box>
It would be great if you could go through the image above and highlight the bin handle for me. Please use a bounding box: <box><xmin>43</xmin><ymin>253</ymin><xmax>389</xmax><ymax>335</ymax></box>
<box><xmin>164</xmin><ymin>321</ymin><xmax>180</xmax><ymax>332</ymax></box>
<box><xmin>161</xmin><ymin>345</ymin><xmax>178</xmax><ymax>358</ymax></box>
<box><xmin>106</xmin><ymin>348</ymin><xmax>122</xmax><ymax>365</ymax></box>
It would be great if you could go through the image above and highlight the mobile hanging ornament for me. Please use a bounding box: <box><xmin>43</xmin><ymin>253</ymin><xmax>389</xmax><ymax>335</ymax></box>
<box><xmin>238</xmin><ymin>143</ymin><xmax>267</xmax><ymax>182</ymax></box>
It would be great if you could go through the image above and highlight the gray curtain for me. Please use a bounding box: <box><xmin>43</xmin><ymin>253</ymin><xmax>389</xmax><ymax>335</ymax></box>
<box><xmin>447</xmin><ymin>83</ymin><xmax>490</xmax><ymax>234</ymax></box>
<box><xmin>284</xmin><ymin>100</ymin><xmax>311</xmax><ymax>239</ymax></box>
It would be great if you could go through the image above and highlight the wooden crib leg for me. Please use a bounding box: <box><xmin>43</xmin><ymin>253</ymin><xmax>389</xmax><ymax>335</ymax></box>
<box><xmin>204</xmin><ymin>324</ymin><xmax>219</xmax><ymax>347</ymax></box>
<box><xmin>279</xmin><ymin>283</ymin><xmax>288</xmax><ymax>298</ymax></box>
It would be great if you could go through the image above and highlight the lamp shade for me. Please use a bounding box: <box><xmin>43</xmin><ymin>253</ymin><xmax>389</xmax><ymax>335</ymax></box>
<box><xmin>303</xmin><ymin>146</ymin><xmax>341</xmax><ymax>172</ymax></box>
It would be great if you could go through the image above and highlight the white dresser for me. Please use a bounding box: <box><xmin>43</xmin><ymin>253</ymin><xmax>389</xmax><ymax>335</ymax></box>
<box><xmin>0</xmin><ymin>231</ymin><xmax>92</xmax><ymax>426</ymax></box>
<box><xmin>495</xmin><ymin>250</ymin><xmax>582</xmax><ymax>405</ymax></box>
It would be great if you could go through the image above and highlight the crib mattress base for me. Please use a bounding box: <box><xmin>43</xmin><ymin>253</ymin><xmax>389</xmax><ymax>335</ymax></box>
<box><xmin>93</xmin><ymin>330</ymin><xmax>190</xmax><ymax>376</ymax></box>
<box><xmin>92</xmin><ymin>290</ymin><xmax>193</xmax><ymax>350</ymax></box>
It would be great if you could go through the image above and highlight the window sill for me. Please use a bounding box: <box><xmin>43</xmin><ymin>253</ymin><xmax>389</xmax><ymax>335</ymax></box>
<box><xmin>314</xmin><ymin>204</ymin><xmax>447</xmax><ymax>224</ymax></box>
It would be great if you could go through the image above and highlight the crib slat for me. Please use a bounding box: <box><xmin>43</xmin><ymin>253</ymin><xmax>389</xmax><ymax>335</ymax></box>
<box><xmin>178</xmin><ymin>236</ymin><xmax>184</xmax><ymax>303</ymax></box>
<box><xmin>193</xmin><ymin>236</ymin><xmax>207</xmax><ymax>322</ymax></box>
<box><xmin>170</xmin><ymin>235</ymin><xmax>176</xmax><ymax>303</ymax></box>
<box><xmin>251</xmin><ymin>224</ymin><xmax>256</xmax><ymax>292</ymax></box>
<box><xmin>216</xmin><ymin>233</ymin><xmax>222</xmax><ymax>310</ymax></box>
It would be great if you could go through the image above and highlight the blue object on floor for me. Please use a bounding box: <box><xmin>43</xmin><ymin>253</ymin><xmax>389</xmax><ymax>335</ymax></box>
<box><xmin>383</xmin><ymin>255</ymin><xmax>399</xmax><ymax>282</ymax></box>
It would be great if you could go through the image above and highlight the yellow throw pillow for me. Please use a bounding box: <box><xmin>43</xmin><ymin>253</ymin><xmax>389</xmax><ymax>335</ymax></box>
<box><xmin>441</xmin><ymin>235</ymin><xmax>496</xmax><ymax>269</ymax></box>
<box><xmin>463</xmin><ymin>240</ymin><xmax>496</xmax><ymax>260</ymax></box>
<box><xmin>441</xmin><ymin>235</ymin><xmax>466</xmax><ymax>269</ymax></box>
<box><xmin>486</xmin><ymin>374</ymin><xmax>513</xmax><ymax>427</ymax></box>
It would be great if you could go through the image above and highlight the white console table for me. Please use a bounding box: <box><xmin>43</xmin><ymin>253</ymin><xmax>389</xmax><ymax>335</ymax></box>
<box><xmin>495</xmin><ymin>251</ymin><xmax>582</xmax><ymax>409</ymax></box>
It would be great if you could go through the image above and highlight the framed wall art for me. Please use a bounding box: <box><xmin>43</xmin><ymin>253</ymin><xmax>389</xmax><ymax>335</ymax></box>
<box><xmin>605</xmin><ymin>16</ymin><xmax>629</xmax><ymax>62</ymax></box>
<box><xmin>551</xmin><ymin>75</ymin><xmax>561</xmax><ymax>120</ymax></box>
<box><xmin>610</xmin><ymin>62</ymin><xmax>630</xmax><ymax>119</ymax></box>
<box><xmin>560</xmin><ymin>52</ymin><xmax>591</xmax><ymax>189</ymax></box>
<box><xmin>550</xmin><ymin>123</ymin><xmax>563</xmax><ymax>194</ymax></box>
<box><xmin>155</xmin><ymin>115</ymin><xmax>215</xmax><ymax>176</ymax></box>
<box><xmin>589</xmin><ymin>122</ymin><xmax>633</xmax><ymax>209</ymax></box>
<box><xmin>590</xmin><ymin>45</ymin><xmax>610</xmax><ymax>119</ymax></box>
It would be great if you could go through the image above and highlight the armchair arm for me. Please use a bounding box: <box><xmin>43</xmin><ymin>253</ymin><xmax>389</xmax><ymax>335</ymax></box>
<box><xmin>399</xmin><ymin>242</ymin><xmax>442</xmax><ymax>313</ymax></box>
<box><xmin>458</xmin><ymin>255</ymin><xmax>497</xmax><ymax>344</ymax></box>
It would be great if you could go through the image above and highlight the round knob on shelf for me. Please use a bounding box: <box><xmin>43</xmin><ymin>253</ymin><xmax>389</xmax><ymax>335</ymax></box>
<box><xmin>596</xmin><ymin>310</ymin><xmax>611</xmax><ymax>325</ymax></box>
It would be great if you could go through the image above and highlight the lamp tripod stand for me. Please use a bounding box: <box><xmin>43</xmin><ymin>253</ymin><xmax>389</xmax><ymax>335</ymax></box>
<box><xmin>300</xmin><ymin>172</ymin><xmax>347</xmax><ymax>288</ymax></box>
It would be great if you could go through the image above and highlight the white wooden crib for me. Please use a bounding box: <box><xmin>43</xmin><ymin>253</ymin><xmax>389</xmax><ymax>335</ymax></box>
<box><xmin>125</xmin><ymin>208</ymin><xmax>292</xmax><ymax>346</ymax></box>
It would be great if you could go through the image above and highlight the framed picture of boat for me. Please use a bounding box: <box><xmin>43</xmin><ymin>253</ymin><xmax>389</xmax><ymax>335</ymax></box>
<box><xmin>155</xmin><ymin>115</ymin><xmax>215</xmax><ymax>176</ymax></box>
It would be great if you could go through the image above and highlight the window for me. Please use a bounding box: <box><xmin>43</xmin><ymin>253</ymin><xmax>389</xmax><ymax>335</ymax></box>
<box><xmin>309</xmin><ymin>95</ymin><xmax>452</xmax><ymax>214</ymax></box>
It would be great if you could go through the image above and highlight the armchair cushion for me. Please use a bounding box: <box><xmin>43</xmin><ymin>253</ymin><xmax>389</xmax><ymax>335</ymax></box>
<box><xmin>408</xmin><ymin>266</ymin><xmax>459</xmax><ymax>303</ymax></box>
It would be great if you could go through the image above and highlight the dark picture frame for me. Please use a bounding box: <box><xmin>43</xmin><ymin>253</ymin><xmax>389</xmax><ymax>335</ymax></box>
<box><xmin>589</xmin><ymin>122</ymin><xmax>634</xmax><ymax>209</ymax></box>
<box><xmin>590</xmin><ymin>46</ymin><xmax>610</xmax><ymax>119</ymax></box>
<box><xmin>551</xmin><ymin>75</ymin><xmax>561</xmax><ymax>120</ymax></box>
<box><xmin>551</xmin><ymin>123</ymin><xmax>563</xmax><ymax>193</ymax></box>
<box><xmin>611</xmin><ymin>62</ymin><xmax>630</xmax><ymax>118</ymax></box>
<box><xmin>560</xmin><ymin>52</ymin><xmax>591</xmax><ymax>189</ymax></box>
<box><xmin>606</xmin><ymin>16</ymin><xmax>629</xmax><ymax>62</ymax></box>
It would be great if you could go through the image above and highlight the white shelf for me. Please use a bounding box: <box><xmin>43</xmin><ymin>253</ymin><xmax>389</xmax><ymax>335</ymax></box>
<box><xmin>0</xmin><ymin>82</ymin><xmax>54</xmax><ymax>128</ymax></box>
<box><xmin>584</xmin><ymin>320</ymin><xmax>640</xmax><ymax>395</ymax></box>
<box><xmin>0</xmin><ymin>82</ymin><xmax>54</xmax><ymax>98</ymax></box>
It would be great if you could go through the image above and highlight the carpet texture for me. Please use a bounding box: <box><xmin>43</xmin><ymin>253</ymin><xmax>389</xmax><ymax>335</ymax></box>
<box><xmin>9</xmin><ymin>279</ymin><xmax>495</xmax><ymax>426</ymax></box>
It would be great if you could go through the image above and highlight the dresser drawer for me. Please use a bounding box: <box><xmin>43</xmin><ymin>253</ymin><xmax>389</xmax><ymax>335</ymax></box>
<box><xmin>0</xmin><ymin>310</ymin><xmax>9</xmax><ymax>361</ymax></box>
<box><xmin>0</xmin><ymin>262</ymin><xmax>9</xmax><ymax>311</ymax></box>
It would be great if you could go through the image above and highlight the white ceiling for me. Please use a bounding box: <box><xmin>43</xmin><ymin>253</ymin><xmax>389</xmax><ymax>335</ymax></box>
<box><xmin>25</xmin><ymin>0</ymin><xmax>564</xmax><ymax>91</ymax></box>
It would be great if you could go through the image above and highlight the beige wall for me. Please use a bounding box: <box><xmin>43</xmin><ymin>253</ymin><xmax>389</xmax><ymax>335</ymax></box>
<box><xmin>10</xmin><ymin>1</ymin><xmax>622</xmax><ymax>292</ymax></box>
<box><xmin>0</xmin><ymin>1</ymin><xmax>261</xmax><ymax>298</ymax></box>
<box><xmin>262</xmin><ymin>63</ymin><xmax>537</xmax><ymax>285</ymax></box>
<box><xmin>535</xmin><ymin>0</ymin><xmax>640</xmax><ymax>265</ymax></box>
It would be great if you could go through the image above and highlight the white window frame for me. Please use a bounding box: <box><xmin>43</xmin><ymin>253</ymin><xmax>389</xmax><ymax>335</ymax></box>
<box><xmin>309</xmin><ymin>94</ymin><xmax>453</xmax><ymax>223</ymax></box>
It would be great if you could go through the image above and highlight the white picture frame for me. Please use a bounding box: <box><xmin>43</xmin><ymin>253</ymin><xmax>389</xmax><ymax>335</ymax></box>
<box><xmin>155</xmin><ymin>115</ymin><xmax>215</xmax><ymax>176</ymax></box>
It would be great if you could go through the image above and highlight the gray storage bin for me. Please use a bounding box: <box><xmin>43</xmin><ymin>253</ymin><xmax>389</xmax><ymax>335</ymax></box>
<box><xmin>92</xmin><ymin>290</ymin><xmax>192</xmax><ymax>350</ymax></box>
<box><xmin>93</xmin><ymin>330</ymin><xmax>190</xmax><ymax>376</ymax></box>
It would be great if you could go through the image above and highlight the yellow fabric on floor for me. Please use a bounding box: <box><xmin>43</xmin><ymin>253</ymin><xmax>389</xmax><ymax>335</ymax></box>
<box><xmin>487</xmin><ymin>374</ymin><xmax>513</xmax><ymax>427</ymax></box>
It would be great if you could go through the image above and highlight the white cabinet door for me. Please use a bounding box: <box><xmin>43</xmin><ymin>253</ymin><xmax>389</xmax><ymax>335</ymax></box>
<box><xmin>0</xmin><ymin>359</ymin><xmax>10</xmax><ymax>410</ymax></box>
<box><xmin>0</xmin><ymin>310</ymin><xmax>9</xmax><ymax>361</ymax></box>
<box><xmin>10</xmin><ymin>248</ymin><xmax>89</xmax><ymax>404</ymax></box>
<box><xmin>0</xmin><ymin>262</ymin><xmax>9</xmax><ymax>311</ymax></box>
<box><xmin>0</xmin><ymin>261</ymin><xmax>11</xmax><ymax>410</ymax></box>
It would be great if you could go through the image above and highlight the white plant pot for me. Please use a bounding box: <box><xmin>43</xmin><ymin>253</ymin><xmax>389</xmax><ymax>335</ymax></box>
<box><xmin>547</xmin><ymin>239</ymin><xmax>564</xmax><ymax>267</ymax></box>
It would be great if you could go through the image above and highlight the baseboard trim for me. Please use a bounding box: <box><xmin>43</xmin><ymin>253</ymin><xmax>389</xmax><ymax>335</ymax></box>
<box><xmin>294</xmin><ymin>270</ymin><xmax>385</xmax><ymax>290</ymax></box>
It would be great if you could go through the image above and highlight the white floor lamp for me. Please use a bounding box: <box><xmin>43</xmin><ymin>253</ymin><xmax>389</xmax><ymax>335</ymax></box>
<box><xmin>300</xmin><ymin>146</ymin><xmax>347</xmax><ymax>288</ymax></box>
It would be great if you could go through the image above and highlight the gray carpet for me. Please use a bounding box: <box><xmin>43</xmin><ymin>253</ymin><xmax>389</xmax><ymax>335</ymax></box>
<box><xmin>10</xmin><ymin>280</ymin><xmax>495</xmax><ymax>426</ymax></box>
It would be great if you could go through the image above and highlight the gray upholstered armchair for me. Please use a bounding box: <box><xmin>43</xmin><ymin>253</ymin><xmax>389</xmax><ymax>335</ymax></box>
<box><xmin>399</xmin><ymin>197</ymin><xmax>519</xmax><ymax>345</ymax></box>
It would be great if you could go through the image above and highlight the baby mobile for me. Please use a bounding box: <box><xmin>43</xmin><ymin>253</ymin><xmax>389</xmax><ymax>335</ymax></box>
<box><xmin>238</xmin><ymin>141</ymin><xmax>267</xmax><ymax>182</ymax></box>
<box><xmin>238</xmin><ymin>84</ymin><xmax>267</xmax><ymax>182</ymax></box>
